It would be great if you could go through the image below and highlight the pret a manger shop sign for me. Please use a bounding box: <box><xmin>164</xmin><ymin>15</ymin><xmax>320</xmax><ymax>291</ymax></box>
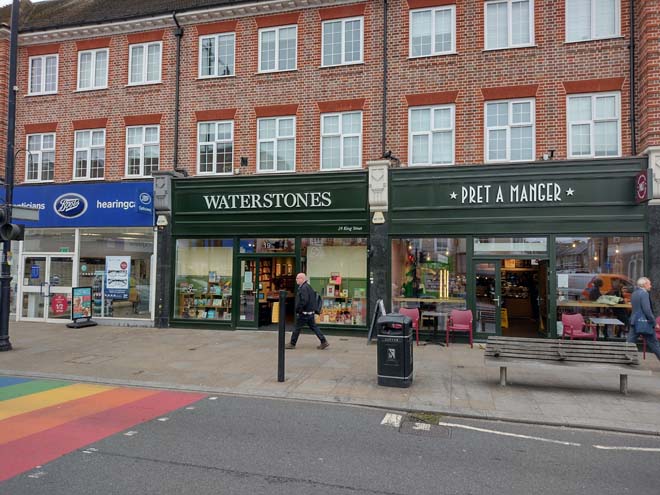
<box><xmin>203</xmin><ymin>191</ymin><xmax>332</xmax><ymax>210</ymax></box>
<box><xmin>451</xmin><ymin>182</ymin><xmax>574</xmax><ymax>205</ymax></box>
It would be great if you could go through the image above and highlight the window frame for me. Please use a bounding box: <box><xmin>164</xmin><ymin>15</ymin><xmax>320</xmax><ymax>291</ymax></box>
<box><xmin>73</xmin><ymin>129</ymin><xmax>106</xmax><ymax>181</ymax></box>
<box><xmin>320</xmin><ymin>111</ymin><xmax>363</xmax><ymax>170</ymax></box>
<box><xmin>484</xmin><ymin>0</ymin><xmax>535</xmax><ymax>50</ymax></box>
<box><xmin>25</xmin><ymin>133</ymin><xmax>56</xmax><ymax>183</ymax></box>
<box><xmin>77</xmin><ymin>48</ymin><xmax>109</xmax><ymax>91</ymax></box>
<box><xmin>484</xmin><ymin>98</ymin><xmax>536</xmax><ymax>163</ymax></box>
<box><xmin>258</xmin><ymin>24</ymin><xmax>298</xmax><ymax>73</ymax></box>
<box><xmin>408</xmin><ymin>104</ymin><xmax>456</xmax><ymax>166</ymax></box>
<box><xmin>408</xmin><ymin>5</ymin><xmax>456</xmax><ymax>58</ymax></box>
<box><xmin>125</xmin><ymin>125</ymin><xmax>161</xmax><ymax>178</ymax></box>
<box><xmin>565</xmin><ymin>0</ymin><xmax>621</xmax><ymax>43</ymax></box>
<box><xmin>128</xmin><ymin>41</ymin><xmax>163</xmax><ymax>86</ymax></box>
<box><xmin>28</xmin><ymin>54</ymin><xmax>59</xmax><ymax>96</ymax></box>
<box><xmin>321</xmin><ymin>16</ymin><xmax>364</xmax><ymax>67</ymax></box>
<box><xmin>198</xmin><ymin>32</ymin><xmax>236</xmax><ymax>79</ymax></box>
<box><xmin>566</xmin><ymin>91</ymin><xmax>621</xmax><ymax>159</ymax></box>
<box><xmin>257</xmin><ymin>116</ymin><xmax>296</xmax><ymax>173</ymax></box>
<box><xmin>197</xmin><ymin>120</ymin><xmax>235</xmax><ymax>175</ymax></box>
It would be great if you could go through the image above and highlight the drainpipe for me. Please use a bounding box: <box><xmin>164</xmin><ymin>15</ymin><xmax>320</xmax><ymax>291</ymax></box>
<box><xmin>172</xmin><ymin>12</ymin><xmax>187</xmax><ymax>175</ymax></box>
<box><xmin>629</xmin><ymin>0</ymin><xmax>636</xmax><ymax>155</ymax></box>
<box><xmin>381</xmin><ymin>0</ymin><xmax>388</xmax><ymax>155</ymax></box>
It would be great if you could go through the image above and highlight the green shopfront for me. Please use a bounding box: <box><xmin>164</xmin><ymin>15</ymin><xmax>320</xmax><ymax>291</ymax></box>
<box><xmin>388</xmin><ymin>158</ymin><xmax>649</xmax><ymax>341</ymax></box>
<box><xmin>169</xmin><ymin>172</ymin><xmax>369</xmax><ymax>330</ymax></box>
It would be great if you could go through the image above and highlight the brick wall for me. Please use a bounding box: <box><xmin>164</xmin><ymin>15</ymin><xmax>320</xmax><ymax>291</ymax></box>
<box><xmin>0</xmin><ymin>36</ymin><xmax>8</xmax><ymax>179</ymax></box>
<box><xmin>636</xmin><ymin>0</ymin><xmax>660</xmax><ymax>153</ymax></box>
<box><xmin>12</xmin><ymin>0</ymin><xmax>640</xmax><ymax>184</ymax></box>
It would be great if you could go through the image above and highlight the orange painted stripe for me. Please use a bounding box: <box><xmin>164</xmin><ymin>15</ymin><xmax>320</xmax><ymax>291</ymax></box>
<box><xmin>0</xmin><ymin>387</ymin><xmax>158</xmax><ymax>445</ymax></box>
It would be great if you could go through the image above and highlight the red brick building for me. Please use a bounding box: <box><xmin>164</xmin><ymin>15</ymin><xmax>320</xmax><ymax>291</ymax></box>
<box><xmin>1</xmin><ymin>0</ymin><xmax>658</xmax><ymax>337</ymax></box>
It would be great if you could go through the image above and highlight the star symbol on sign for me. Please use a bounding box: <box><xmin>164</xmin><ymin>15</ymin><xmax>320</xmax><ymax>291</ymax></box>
<box><xmin>566</xmin><ymin>188</ymin><xmax>575</xmax><ymax>196</ymax></box>
<box><xmin>450</xmin><ymin>191</ymin><xmax>457</xmax><ymax>200</ymax></box>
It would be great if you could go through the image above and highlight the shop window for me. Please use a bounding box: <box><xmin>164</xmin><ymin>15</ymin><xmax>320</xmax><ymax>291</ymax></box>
<box><xmin>409</xmin><ymin>5</ymin><xmax>455</xmax><ymax>57</ymax></box>
<box><xmin>79</xmin><ymin>228</ymin><xmax>154</xmax><ymax>319</ymax></box>
<box><xmin>556</xmin><ymin>236</ymin><xmax>643</xmax><ymax>338</ymax></box>
<box><xmin>566</xmin><ymin>0</ymin><xmax>619</xmax><ymax>42</ymax></box>
<box><xmin>126</xmin><ymin>125</ymin><xmax>160</xmax><ymax>177</ymax></box>
<box><xmin>28</xmin><ymin>54</ymin><xmax>58</xmax><ymax>95</ymax></box>
<box><xmin>174</xmin><ymin>239</ymin><xmax>234</xmax><ymax>320</ymax></box>
<box><xmin>391</xmin><ymin>238</ymin><xmax>467</xmax><ymax>316</ymax></box>
<box><xmin>240</xmin><ymin>238</ymin><xmax>295</xmax><ymax>254</ymax></box>
<box><xmin>26</xmin><ymin>133</ymin><xmax>55</xmax><ymax>182</ymax></box>
<box><xmin>74</xmin><ymin>129</ymin><xmax>105</xmax><ymax>179</ymax></box>
<box><xmin>259</xmin><ymin>25</ymin><xmax>297</xmax><ymax>72</ymax></box>
<box><xmin>485</xmin><ymin>0</ymin><xmax>533</xmax><ymax>50</ymax></box>
<box><xmin>198</xmin><ymin>121</ymin><xmax>233</xmax><ymax>174</ymax></box>
<box><xmin>199</xmin><ymin>32</ymin><xmax>235</xmax><ymax>78</ymax></box>
<box><xmin>485</xmin><ymin>99</ymin><xmax>534</xmax><ymax>162</ymax></box>
<box><xmin>322</xmin><ymin>16</ymin><xmax>363</xmax><ymax>66</ymax></box>
<box><xmin>474</xmin><ymin>237</ymin><xmax>546</xmax><ymax>255</ymax></box>
<box><xmin>128</xmin><ymin>41</ymin><xmax>161</xmax><ymax>85</ymax></box>
<box><xmin>321</xmin><ymin>111</ymin><xmax>362</xmax><ymax>170</ymax></box>
<box><xmin>22</xmin><ymin>229</ymin><xmax>75</xmax><ymax>253</ymax></box>
<box><xmin>567</xmin><ymin>92</ymin><xmax>620</xmax><ymax>158</ymax></box>
<box><xmin>301</xmin><ymin>238</ymin><xmax>367</xmax><ymax>326</ymax></box>
<box><xmin>77</xmin><ymin>48</ymin><xmax>108</xmax><ymax>91</ymax></box>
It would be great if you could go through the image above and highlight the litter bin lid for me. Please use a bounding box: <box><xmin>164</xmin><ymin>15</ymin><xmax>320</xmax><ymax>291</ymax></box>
<box><xmin>377</xmin><ymin>313</ymin><xmax>412</xmax><ymax>326</ymax></box>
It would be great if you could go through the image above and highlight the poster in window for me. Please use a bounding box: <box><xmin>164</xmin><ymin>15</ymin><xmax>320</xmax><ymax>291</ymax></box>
<box><xmin>104</xmin><ymin>255</ymin><xmax>131</xmax><ymax>300</ymax></box>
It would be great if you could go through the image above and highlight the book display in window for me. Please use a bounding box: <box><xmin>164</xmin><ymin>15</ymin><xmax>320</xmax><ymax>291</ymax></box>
<box><xmin>177</xmin><ymin>272</ymin><xmax>232</xmax><ymax>320</ymax></box>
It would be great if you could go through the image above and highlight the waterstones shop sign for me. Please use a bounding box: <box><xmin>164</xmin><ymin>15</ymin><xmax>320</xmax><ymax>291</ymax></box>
<box><xmin>451</xmin><ymin>182</ymin><xmax>573</xmax><ymax>205</ymax></box>
<box><xmin>203</xmin><ymin>191</ymin><xmax>333</xmax><ymax>210</ymax></box>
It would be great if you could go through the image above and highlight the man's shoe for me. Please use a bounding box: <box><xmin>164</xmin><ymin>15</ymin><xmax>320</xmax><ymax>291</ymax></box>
<box><xmin>285</xmin><ymin>343</ymin><xmax>296</xmax><ymax>349</ymax></box>
<box><xmin>317</xmin><ymin>341</ymin><xmax>330</xmax><ymax>350</ymax></box>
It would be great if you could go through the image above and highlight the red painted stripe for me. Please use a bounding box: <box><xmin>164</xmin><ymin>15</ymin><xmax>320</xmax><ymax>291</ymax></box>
<box><xmin>0</xmin><ymin>391</ymin><xmax>205</xmax><ymax>482</ymax></box>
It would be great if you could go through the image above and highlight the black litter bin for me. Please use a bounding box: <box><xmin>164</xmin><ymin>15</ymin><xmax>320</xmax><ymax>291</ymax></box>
<box><xmin>377</xmin><ymin>313</ymin><xmax>413</xmax><ymax>388</ymax></box>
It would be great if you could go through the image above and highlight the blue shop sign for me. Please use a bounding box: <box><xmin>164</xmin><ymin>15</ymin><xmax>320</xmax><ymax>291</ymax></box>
<box><xmin>13</xmin><ymin>182</ymin><xmax>154</xmax><ymax>228</ymax></box>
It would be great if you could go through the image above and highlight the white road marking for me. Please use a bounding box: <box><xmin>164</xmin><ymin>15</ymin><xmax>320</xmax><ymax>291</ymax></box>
<box><xmin>27</xmin><ymin>471</ymin><xmax>47</xmax><ymax>479</ymax></box>
<box><xmin>157</xmin><ymin>417</ymin><xmax>169</xmax><ymax>422</ymax></box>
<box><xmin>593</xmin><ymin>445</ymin><xmax>660</xmax><ymax>452</ymax></box>
<box><xmin>208</xmin><ymin>397</ymin><xmax>218</xmax><ymax>401</ymax></box>
<box><xmin>185</xmin><ymin>406</ymin><xmax>196</xmax><ymax>410</ymax></box>
<box><xmin>381</xmin><ymin>413</ymin><xmax>403</xmax><ymax>428</ymax></box>
<box><xmin>124</xmin><ymin>431</ymin><xmax>138</xmax><ymax>436</ymax></box>
<box><xmin>438</xmin><ymin>422</ymin><xmax>581</xmax><ymax>447</ymax></box>
<box><xmin>413</xmin><ymin>422</ymin><xmax>431</xmax><ymax>431</ymax></box>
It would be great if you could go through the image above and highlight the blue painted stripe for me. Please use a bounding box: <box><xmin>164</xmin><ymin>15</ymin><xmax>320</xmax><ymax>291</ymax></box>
<box><xmin>0</xmin><ymin>377</ymin><xmax>32</xmax><ymax>388</ymax></box>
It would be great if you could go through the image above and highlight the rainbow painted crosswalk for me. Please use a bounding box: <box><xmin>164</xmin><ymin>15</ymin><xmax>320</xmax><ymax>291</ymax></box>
<box><xmin>0</xmin><ymin>376</ymin><xmax>205</xmax><ymax>482</ymax></box>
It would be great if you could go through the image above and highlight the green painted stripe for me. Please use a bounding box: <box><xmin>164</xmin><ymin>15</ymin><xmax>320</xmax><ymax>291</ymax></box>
<box><xmin>0</xmin><ymin>380</ymin><xmax>72</xmax><ymax>401</ymax></box>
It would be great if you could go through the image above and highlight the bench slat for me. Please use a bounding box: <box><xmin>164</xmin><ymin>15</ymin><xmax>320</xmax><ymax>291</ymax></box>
<box><xmin>484</xmin><ymin>356</ymin><xmax>651</xmax><ymax>375</ymax></box>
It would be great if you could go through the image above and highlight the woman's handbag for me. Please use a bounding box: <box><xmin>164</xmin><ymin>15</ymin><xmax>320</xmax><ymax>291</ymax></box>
<box><xmin>634</xmin><ymin>317</ymin><xmax>655</xmax><ymax>335</ymax></box>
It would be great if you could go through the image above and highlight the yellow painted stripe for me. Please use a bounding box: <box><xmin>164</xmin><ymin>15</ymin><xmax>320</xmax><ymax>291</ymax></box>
<box><xmin>0</xmin><ymin>383</ymin><xmax>114</xmax><ymax>421</ymax></box>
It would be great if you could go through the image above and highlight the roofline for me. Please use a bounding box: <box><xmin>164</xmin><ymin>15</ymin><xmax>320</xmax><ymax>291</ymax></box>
<box><xmin>18</xmin><ymin>0</ymin><xmax>352</xmax><ymax>45</ymax></box>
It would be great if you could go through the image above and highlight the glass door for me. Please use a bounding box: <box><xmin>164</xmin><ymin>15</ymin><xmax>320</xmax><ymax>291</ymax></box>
<box><xmin>238</xmin><ymin>259</ymin><xmax>257</xmax><ymax>327</ymax></box>
<box><xmin>474</xmin><ymin>260</ymin><xmax>501</xmax><ymax>335</ymax></box>
<box><xmin>21</xmin><ymin>255</ymin><xmax>74</xmax><ymax>322</ymax></box>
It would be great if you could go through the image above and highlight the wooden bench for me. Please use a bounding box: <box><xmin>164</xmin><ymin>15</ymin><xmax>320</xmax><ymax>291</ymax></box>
<box><xmin>484</xmin><ymin>336</ymin><xmax>651</xmax><ymax>394</ymax></box>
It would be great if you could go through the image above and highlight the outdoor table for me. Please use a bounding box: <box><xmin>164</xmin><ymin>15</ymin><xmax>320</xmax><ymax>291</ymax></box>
<box><xmin>421</xmin><ymin>311</ymin><xmax>447</xmax><ymax>346</ymax></box>
<box><xmin>589</xmin><ymin>317</ymin><xmax>625</xmax><ymax>340</ymax></box>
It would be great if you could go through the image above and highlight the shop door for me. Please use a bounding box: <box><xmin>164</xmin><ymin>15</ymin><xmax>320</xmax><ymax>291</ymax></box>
<box><xmin>238</xmin><ymin>259</ymin><xmax>258</xmax><ymax>327</ymax></box>
<box><xmin>473</xmin><ymin>260</ymin><xmax>501</xmax><ymax>336</ymax></box>
<box><xmin>21</xmin><ymin>255</ymin><xmax>74</xmax><ymax>322</ymax></box>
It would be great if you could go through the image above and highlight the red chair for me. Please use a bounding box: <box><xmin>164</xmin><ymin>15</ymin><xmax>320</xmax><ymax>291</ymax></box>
<box><xmin>398</xmin><ymin>307</ymin><xmax>420</xmax><ymax>346</ymax></box>
<box><xmin>446</xmin><ymin>309</ymin><xmax>473</xmax><ymax>348</ymax></box>
<box><xmin>561</xmin><ymin>313</ymin><xmax>597</xmax><ymax>340</ymax></box>
<box><xmin>641</xmin><ymin>317</ymin><xmax>660</xmax><ymax>360</ymax></box>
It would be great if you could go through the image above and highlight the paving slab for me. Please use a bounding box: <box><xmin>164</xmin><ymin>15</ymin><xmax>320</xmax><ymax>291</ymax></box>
<box><xmin>1</xmin><ymin>322</ymin><xmax>659</xmax><ymax>435</ymax></box>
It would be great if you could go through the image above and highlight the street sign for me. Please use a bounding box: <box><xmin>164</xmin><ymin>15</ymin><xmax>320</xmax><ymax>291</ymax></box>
<box><xmin>11</xmin><ymin>205</ymin><xmax>40</xmax><ymax>221</ymax></box>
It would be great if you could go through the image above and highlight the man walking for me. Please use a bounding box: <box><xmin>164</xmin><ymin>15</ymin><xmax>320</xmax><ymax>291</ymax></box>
<box><xmin>628</xmin><ymin>277</ymin><xmax>660</xmax><ymax>361</ymax></box>
<box><xmin>286</xmin><ymin>273</ymin><xmax>329</xmax><ymax>350</ymax></box>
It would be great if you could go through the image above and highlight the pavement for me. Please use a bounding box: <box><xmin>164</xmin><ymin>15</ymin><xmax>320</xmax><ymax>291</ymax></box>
<box><xmin>1</xmin><ymin>321</ymin><xmax>660</xmax><ymax>436</ymax></box>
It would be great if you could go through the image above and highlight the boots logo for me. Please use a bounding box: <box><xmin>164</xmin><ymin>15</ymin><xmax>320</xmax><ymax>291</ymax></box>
<box><xmin>54</xmin><ymin>193</ymin><xmax>88</xmax><ymax>219</ymax></box>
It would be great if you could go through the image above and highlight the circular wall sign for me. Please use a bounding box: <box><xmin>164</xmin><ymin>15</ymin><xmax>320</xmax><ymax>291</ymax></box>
<box><xmin>636</xmin><ymin>173</ymin><xmax>648</xmax><ymax>203</ymax></box>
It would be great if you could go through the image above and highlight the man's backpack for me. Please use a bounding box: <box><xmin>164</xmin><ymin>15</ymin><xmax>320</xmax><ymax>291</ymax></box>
<box><xmin>314</xmin><ymin>292</ymin><xmax>323</xmax><ymax>314</ymax></box>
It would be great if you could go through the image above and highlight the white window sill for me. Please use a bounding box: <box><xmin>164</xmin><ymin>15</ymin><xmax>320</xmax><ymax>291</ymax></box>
<box><xmin>564</xmin><ymin>36</ymin><xmax>624</xmax><ymax>45</ymax></box>
<box><xmin>256</xmin><ymin>169</ymin><xmax>296</xmax><ymax>174</ymax></box>
<box><xmin>24</xmin><ymin>179</ymin><xmax>55</xmax><ymax>183</ymax></box>
<box><xmin>567</xmin><ymin>154</ymin><xmax>622</xmax><ymax>160</ymax></box>
<box><xmin>25</xmin><ymin>92</ymin><xmax>58</xmax><ymax>97</ymax></box>
<box><xmin>125</xmin><ymin>81</ymin><xmax>163</xmax><ymax>88</ymax></box>
<box><xmin>196</xmin><ymin>171</ymin><xmax>234</xmax><ymax>176</ymax></box>
<box><xmin>408</xmin><ymin>52</ymin><xmax>457</xmax><ymax>60</ymax></box>
<box><xmin>74</xmin><ymin>87</ymin><xmax>109</xmax><ymax>93</ymax></box>
<box><xmin>320</xmin><ymin>165</ymin><xmax>363</xmax><ymax>172</ymax></box>
<box><xmin>256</xmin><ymin>68</ymin><xmax>298</xmax><ymax>75</ymax></box>
<box><xmin>485</xmin><ymin>158</ymin><xmax>535</xmax><ymax>164</ymax></box>
<box><xmin>483</xmin><ymin>44</ymin><xmax>536</xmax><ymax>52</ymax></box>
<box><xmin>197</xmin><ymin>74</ymin><xmax>236</xmax><ymax>81</ymax></box>
<box><xmin>408</xmin><ymin>162</ymin><xmax>455</xmax><ymax>167</ymax></box>
<box><xmin>122</xmin><ymin>175</ymin><xmax>154</xmax><ymax>180</ymax></box>
<box><xmin>72</xmin><ymin>177</ymin><xmax>105</xmax><ymax>182</ymax></box>
<box><xmin>319</xmin><ymin>61</ymin><xmax>364</xmax><ymax>69</ymax></box>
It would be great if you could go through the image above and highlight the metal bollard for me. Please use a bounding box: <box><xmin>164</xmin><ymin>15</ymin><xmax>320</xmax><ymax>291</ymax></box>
<box><xmin>277</xmin><ymin>290</ymin><xmax>286</xmax><ymax>382</ymax></box>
